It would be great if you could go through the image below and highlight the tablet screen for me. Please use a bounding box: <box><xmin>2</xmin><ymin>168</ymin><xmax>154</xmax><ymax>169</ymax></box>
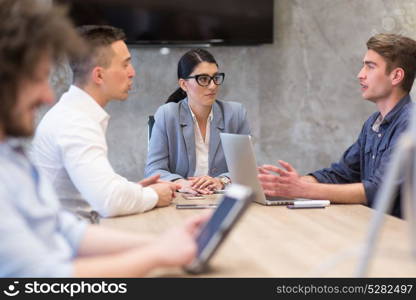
<box><xmin>184</xmin><ymin>184</ymin><xmax>252</xmax><ymax>274</ymax></box>
<box><xmin>196</xmin><ymin>196</ymin><xmax>237</xmax><ymax>256</ymax></box>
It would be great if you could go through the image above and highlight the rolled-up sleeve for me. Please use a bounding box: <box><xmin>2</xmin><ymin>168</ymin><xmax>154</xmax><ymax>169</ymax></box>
<box><xmin>57</xmin><ymin>210</ymin><xmax>88</xmax><ymax>254</ymax></box>
<box><xmin>311</xmin><ymin>108</ymin><xmax>409</xmax><ymax>209</ymax></box>
<box><xmin>311</xmin><ymin>137</ymin><xmax>362</xmax><ymax>184</ymax></box>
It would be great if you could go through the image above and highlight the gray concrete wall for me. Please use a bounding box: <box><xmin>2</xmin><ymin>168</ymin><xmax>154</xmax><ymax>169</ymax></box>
<box><xmin>45</xmin><ymin>0</ymin><xmax>416</xmax><ymax>181</ymax></box>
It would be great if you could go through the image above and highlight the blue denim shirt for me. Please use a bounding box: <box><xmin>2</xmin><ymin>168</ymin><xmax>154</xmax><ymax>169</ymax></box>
<box><xmin>311</xmin><ymin>95</ymin><xmax>412</xmax><ymax>217</ymax></box>
<box><xmin>0</xmin><ymin>139</ymin><xmax>87</xmax><ymax>276</ymax></box>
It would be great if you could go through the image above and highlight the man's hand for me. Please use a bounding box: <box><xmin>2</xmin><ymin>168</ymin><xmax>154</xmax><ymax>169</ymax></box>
<box><xmin>258</xmin><ymin>160</ymin><xmax>306</xmax><ymax>199</ymax></box>
<box><xmin>139</xmin><ymin>175</ymin><xmax>180</xmax><ymax>190</ymax></box>
<box><xmin>183</xmin><ymin>212</ymin><xmax>212</xmax><ymax>236</ymax></box>
<box><xmin>151</xmin><ymin>213</ymin><xmax>211</xmax><ymax>267</ymax></box>
<box><xmin>138</xmin><ymin>174</ymin><xmax>160</xmax><ymax>187</ymax></box>
<box><xmin>149</xmin><ymin>182</ymin><xmax>176</xmax><ymax>207</ymax></box>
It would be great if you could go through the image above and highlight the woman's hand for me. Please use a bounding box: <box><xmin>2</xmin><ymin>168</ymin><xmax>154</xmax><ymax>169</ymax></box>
<box><xmin>188</xmin><ymin>176</ymin><xmax>222</xmax><ymax>194</ymax></box>
<box><xmin>174</xmin><ymin>178</ymin><xmax>199</xmax><ymax>194</ymax></box>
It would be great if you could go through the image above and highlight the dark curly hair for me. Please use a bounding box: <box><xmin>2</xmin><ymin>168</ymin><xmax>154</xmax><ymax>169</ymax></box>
<box><xmin>0</xmin><ymin>0</ymin><xmax>85</xmax><ymax>126</ymax></box>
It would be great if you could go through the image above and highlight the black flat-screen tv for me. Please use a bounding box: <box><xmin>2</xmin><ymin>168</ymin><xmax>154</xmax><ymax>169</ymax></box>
<box><xmin>57</xmin><ymin>0</ymin><xmax>274</xmax><ymax>46</ymax></box>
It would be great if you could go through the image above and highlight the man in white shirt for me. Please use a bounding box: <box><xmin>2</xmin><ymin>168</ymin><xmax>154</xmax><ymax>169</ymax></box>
<box><xmin>32</xmin><ymin>25</ymin><xmax>176</xmax><ymax>218</ymax></box>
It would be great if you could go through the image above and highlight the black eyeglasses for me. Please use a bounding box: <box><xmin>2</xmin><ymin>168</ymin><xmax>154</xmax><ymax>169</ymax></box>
<box><xmin>184</xmin><ymin>72</ymin><xmax>225</xmax><ymax>87</ymax></box>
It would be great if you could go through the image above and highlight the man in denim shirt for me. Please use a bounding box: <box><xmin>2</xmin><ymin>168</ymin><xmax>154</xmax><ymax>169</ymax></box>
<box><xmin>258</xmin><ymin>34</ymin><xmax>416</xmax><ymax>218</ymax></box>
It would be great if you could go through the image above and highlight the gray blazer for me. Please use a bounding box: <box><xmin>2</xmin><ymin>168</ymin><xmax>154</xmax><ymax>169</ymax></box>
<box><xmin>145</xmin><ymin>98</ymin><xmax>251</xmax><ymax>181</ymax></box>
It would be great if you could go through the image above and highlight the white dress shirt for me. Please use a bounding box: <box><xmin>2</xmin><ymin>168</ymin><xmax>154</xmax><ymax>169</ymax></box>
<box><xmin>188</xmin><ymin>105</ymin><xmax>213</xmax><ymax>177</ymax></box>
<box><xmin>31</xmin><ymin>85</ymin><xmax>158</xmax><ymax>217</ymax></box>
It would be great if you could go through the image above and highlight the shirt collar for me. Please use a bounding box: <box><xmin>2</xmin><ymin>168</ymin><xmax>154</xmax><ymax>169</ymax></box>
<box><xmin>65</xmin><ymin>85</ymin><xmax>110</xmax><ymax>125</ymax></box>
<box><xmin>2</xmin><ymin>137</ymin><xmax>23</xmax><ymax>149</ymax></box>
<box><xmin>0</xmin><ymin>138</ymin><xmax>29</xmax><ymax>165</ymax></box>
<box><xmin>0</xmin><ymin>138</ymin><xmax>16</xmax><ymax>155</ymax></box>
<box><xmin>0</xmin><ymin>137</ymin><xmax>30</xmax><ymax>152</ymax></box>
<box><xmin>382</xmin><ymin>94</ymin><xmax>412</xmax><ymax>124</ymax></box>
<box><xmin>187</xmin><ymin>101</ymin><xmax>213</xmax><ymax>123</ymax></box>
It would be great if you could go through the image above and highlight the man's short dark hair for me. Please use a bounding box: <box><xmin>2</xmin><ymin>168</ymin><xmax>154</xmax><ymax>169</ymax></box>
<box><xmin>0</xmin><ymin>0</ymin><xmax>85</xmax><ymax>126</ymax></box>
<box><xmin>367</xmin><ymin>33</ymin><xmax>416</xmax><ymax>93</ymax></box>
<box><xmin>70</xmin><ymin>25</ymin><xmax>126</xmax><ymax>85</ymax></box>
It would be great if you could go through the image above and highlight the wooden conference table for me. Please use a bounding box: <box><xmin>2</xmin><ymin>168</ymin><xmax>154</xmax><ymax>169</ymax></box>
<box><xmin>101</xmin><ymin>194</ymin><xmax>416</xmax><ymax>277</ymax></box>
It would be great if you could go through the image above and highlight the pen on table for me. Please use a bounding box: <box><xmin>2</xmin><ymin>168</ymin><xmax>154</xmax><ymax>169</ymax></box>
<box><xmin>176</xmin><ymin>204</ymin><xmax>218</xmax><ymax>209</ymax></box>
<box><xmin>287</xmin><ymin>200</ymin><xmax>330</xmax><ymax>209</ymax></box>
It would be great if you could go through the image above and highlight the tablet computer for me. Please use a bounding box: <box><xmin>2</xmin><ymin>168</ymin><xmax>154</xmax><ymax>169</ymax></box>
<box><xmin>184</xmin><ymin>184</ymin><xmax>253</xmax><ymax>274</ymax></box>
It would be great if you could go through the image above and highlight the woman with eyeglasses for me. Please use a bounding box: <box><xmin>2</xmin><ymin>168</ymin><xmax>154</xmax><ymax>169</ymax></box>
<box><xmin>145</xmin><ymin>48</ymin><xmax>251</xmax><ymax>194</ymax></box>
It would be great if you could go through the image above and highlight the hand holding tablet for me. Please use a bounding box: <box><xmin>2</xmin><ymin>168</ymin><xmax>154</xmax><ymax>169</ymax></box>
<box><xmin>184</xmin><ymin>184</ymin><xmax>253</xmax><ymax>274</ymax></box>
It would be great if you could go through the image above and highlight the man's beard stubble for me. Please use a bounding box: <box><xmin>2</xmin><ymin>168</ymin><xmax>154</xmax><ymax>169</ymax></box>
<box><xmin>3</xmin><ymin>109</ymin><xmax>35</xmax><ymax>138</ymax></box>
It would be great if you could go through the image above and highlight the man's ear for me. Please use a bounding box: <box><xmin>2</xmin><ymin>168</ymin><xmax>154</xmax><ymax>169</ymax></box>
<box><xmin>91</xmin><ymin>66</ymin><xmax>104</xmax><ymax>85</ymax></box>
<box><xmin>391</xmin><ymin>67</ymin><xmax>405</xmax><ymax>87</ymax></box>
<box><xmin>179</xmin><ymin>78</ymin><xmax>187</xmax><ymax>93</ymax></box>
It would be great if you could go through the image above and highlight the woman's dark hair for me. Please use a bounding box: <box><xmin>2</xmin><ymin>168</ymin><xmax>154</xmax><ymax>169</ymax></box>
<box><xmin>166</xmin><ymin>48</ymin><xmax>218</xmax><ymax>103</ymax></box>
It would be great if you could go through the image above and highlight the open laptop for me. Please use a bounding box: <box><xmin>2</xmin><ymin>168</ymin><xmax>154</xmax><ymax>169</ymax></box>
<box><xmin>220</xmin><ymin>133</ymin><xmax>294</xmax><ymax>206</ymax></box>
